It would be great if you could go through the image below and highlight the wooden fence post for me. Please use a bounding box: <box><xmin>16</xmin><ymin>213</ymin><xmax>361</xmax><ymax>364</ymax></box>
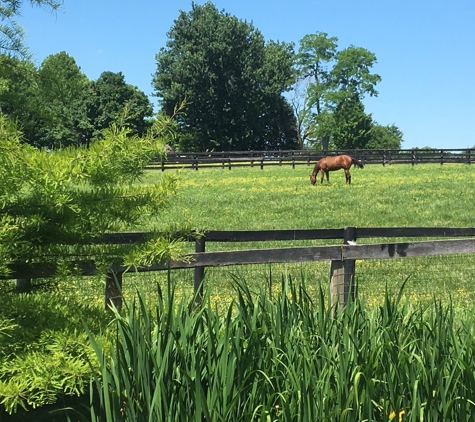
<box><xmin>16</xmin><ymin>278</ymin><xmax>32</xmax><ymax>293</ymax></box>
<box><xmin>105</xmin><ymin>271</ymin><xmax>123</xmax><ymax>310</ymax></box>
<box><xmin>194</xmin><ymin>237</ymin><xmax>205</xmax><ymax>302</ymax></box>
<box><xmin>330</xmin><ymin>226</ymin><xmax>356</xmax><ymax>313</ymax></box>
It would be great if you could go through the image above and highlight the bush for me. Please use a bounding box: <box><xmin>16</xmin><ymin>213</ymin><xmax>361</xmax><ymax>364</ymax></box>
<box><xmin>0</xmin><ymin>290</ymin><xmax>110</xmax><ymax>415</ymax></box>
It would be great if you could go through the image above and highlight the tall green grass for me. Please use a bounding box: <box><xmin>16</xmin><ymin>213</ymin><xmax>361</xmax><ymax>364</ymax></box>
<box><xmin>87</xmin><ymin>277</ymin><xmax>475</xmax><ymax>421</ymax></box>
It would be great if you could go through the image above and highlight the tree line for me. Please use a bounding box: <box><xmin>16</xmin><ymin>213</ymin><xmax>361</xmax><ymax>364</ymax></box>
<box><xmin>1</xmin><ymin>1</ymin><xmax>403</xmax><ymax>152</ymax></box>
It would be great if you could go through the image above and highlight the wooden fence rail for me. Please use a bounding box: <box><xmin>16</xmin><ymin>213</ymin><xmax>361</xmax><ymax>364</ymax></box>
<box><xmin>149</xmin><ymin>148</ymin><xmax>475</xmax><ymax>171</ymax></box>
<box><xmin>6</xmin><ymin>227</ymin><xmax>475</xmax><ymax>310</ymax></box>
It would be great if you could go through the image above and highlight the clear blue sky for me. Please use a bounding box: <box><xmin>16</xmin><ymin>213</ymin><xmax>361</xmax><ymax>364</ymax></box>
<box><xmin>19</xmin><ymin>0</ymin><xmax>475</xmax><ymax>149</ymax></box>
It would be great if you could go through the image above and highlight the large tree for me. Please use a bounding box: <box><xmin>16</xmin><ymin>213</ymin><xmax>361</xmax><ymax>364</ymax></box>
<box><xmin>367</xmin><ymin>123</ymin><xmax>404</xmax><ymax>149</ymax></box>
<box><xmin>86</xmin><ymin>71</ymin><xmax>153</xmax><ymax>145</ymax></box>
<box><xmin>294</xmin><ymin>32</ymin><xmax>381</xmax><ymax>150</ymax></box>
<box><xmin>34</xmin><ymin>51</ymin><xmax>91</xmax><ymax>148</ymax></box>
<box><xmin>153</xmin><ymin>1</ymin><xmax>298</xmax><ymax>151</ymax></box>
<box><xmin>331</xmin><ymin>94</ymin><xmax>373</xmax><ymax>150</ymax></box>
<box><xmin>0</xmin><ymin>54</ymin><xmax>41</xmax><ymax>137</ymax></box>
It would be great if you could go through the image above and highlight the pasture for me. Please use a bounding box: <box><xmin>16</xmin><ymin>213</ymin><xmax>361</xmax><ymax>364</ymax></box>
<box><xmin>141</xmin><ymin>163</ymin><xmax>475</xmax><ymax>314</ymax></box>
<box><xmin>152</xmin><ymin>162</ymin><xmax>474</xmax><ymax>230</ymax></box>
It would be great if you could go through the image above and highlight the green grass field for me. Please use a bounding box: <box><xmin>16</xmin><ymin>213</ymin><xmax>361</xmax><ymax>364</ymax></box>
<box><xmin>139</xmin><ymin>163</ymin><xmax>475</xmax><ymax>314</ymax></box>
<box><xmin>152</xmin><ymin>162</ymin><xmax>475</xmax><ymax>230</ymax></box>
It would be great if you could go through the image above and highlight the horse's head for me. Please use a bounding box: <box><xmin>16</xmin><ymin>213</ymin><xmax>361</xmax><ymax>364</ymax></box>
<box><xmin>310</xmin><ymin>174</ymin><xmax>316</xmax><ymax>185</ymax></box>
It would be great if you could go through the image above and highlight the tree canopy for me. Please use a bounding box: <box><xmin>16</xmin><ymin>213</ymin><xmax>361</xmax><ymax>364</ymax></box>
<box><xmin>86</xmin><ymin>71</ymin><xmax>154</xmax><ymax>145</ymax></box>
<box><xmin>0</xmin><ymin>53</ymin><xmax>154</xmax><ymax>148</ymax></box>
<box><xmin>0</xmin><ymin>3</ymin><xmax>403</xmax><ymax>153</ymax></box>
<box><xmin>153</xmin><ymin>2</ymin><xmax>298</xmax><ymax>151</ymax></box>
<box><xmin>293</xmin><ymin>32</ymin><xmax>402</xmax><ymax>150</ymax></box>
<box><xmin>367</xmin><ymin>123</ymin><xmax>404</xmax><ymax>149</ymax></box>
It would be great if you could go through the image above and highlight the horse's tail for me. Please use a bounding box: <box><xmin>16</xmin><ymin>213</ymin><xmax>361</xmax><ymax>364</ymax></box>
<box><xmin>351</xmin><ymin>156</ymin><xmax>364</xmax><ymax>169</ymax></box>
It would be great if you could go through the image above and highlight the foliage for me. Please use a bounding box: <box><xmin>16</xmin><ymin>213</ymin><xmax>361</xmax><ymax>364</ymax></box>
<box><xmin>86</xmin><ymin>71</ymin><xmax>154</xmax><ymax>145</ymax></box>
<box><xmin>33</xmin><ymin>51</ymin><xmax>91</xmax><ymax>148</ymax></box>
<box><xmin>0</xmin><ymin>0</ymin><xmax>63</xmax><ymax>58</ymax></box>
<box><xmin>331</xmin><ymin>94</ymin><xmax>373</xmax><ymax>150</ymax></box>
<box><xmin>294</xmin><ymin>32</ymin><xmax>391</xmax><ymax>150</ymax></box>
<box><xmin>0</xmin><ymin>54</ymin><xmax>154</xmax><ymax>148</ymax></box>
<box><xmin>367</xmin><ymin>123</ymin><xmax>404</xmax><ymax>149</ymax></box>
<box><xmin>0</xmin><ymin>54</ymin><xmax>41</xmax><ymax>135</ymax></box>
<box><xmin>0</xmin><ymin>288</ymin><xmax>111</xmax><ymax>415</ymax></box>
<box><xmin>153</xmin><ymin>1</ymin><xmax>298</xmax><ymax>151</ymax></box>
<box><xmin>0</xmin><ymin>111</ymin><xmax>184</xmax><ymax>279</ymax></box>
<box><xmin>35</xmin><ymin>51</ymin><xmax>90</xmax><ymax>147</ymax></box>
<box><xmin>87</xmin><ymin>278</ymin><xmax>475</xmax><ymax>421</ymax></box>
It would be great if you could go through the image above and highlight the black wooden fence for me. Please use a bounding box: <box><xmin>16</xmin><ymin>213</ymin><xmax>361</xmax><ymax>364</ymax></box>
<box><xmin>149</xmin><ymin>148</ymin><xmax>475</xmax><ymax>171</ymax></box>
<box><xmin>6</xmin><ymin>226</ymin><xmax>475</xmax><ymax>311</ymax></box>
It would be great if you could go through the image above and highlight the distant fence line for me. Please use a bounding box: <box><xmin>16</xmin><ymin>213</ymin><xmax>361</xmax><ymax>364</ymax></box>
<box><xmin>6</xmin><ymin>226</ymin><xmax>475</xmax><ymax>311</ymax></box>
<box><xmin>148</xmin><ymin>148</ymin><xmax>475</xmax><ymax>170</ymax></box>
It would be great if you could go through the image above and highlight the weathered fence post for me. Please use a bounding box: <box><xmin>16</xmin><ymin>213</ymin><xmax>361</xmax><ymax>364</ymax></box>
<box><xmin>105</xmin><ymin>271</ymin><xmax>123</xmax><ymax>310</ymax></box>
<box><xmin>330</xmin><ymin>226</ymin><xmax>356</xmax><ymax>314</ymax></box>
<box><xmin>194</xmin><ymin>237</ymin><xmax>205</xmax><ymax>302</ymax></box>
<box><xmin>16</xmin><ymin>278</ymin><xmax>32</xmax><ymax>292</ymax></box>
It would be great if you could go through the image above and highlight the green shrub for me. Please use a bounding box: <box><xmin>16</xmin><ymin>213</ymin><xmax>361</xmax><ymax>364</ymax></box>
<box><xmin>0</xmin><ymin>291</ymin><xmax>110</xmax><ymax>414</ymax></box>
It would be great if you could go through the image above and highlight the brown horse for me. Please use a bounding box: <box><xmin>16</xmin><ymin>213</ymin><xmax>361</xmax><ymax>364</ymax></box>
<box><xmin>310</xmin><ymin>154</ymin><xmax>364</xmax><ymax>185</ymax></box>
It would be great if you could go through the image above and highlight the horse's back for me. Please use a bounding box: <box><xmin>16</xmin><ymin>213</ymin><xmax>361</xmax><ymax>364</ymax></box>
<box><xmin>319</xmin><ymin>155</ymin><xmax>350</xmax><ymax>170</ymax></box>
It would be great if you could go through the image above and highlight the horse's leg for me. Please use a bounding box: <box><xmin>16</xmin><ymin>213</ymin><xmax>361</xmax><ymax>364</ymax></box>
<box><xmin>320</xmin><ymin>170</ymin><xmax>324</xmax><ymax>184</ymax></box>
<box><xmin>325</xmin><ymin>170</ymin><xmax>330</xmax><ymax>184</ymax></box>
<box><xmin>345</xmin><ymin>169</ymin><xmax>351</xmax><ymax>184</ymax></box>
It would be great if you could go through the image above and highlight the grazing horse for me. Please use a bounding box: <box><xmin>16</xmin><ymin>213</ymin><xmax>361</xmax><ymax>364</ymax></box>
<box><xmin>310</xmin><ymin>154</ymin><xmax>364</xmax><ymax>185</ymax></box>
